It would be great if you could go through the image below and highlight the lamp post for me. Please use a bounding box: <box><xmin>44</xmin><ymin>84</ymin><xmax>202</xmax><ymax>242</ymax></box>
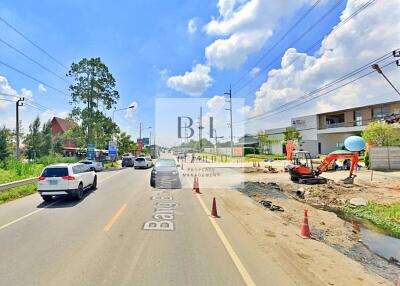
<box><xmin>372</xmin><ymin>64</ymin><xmax>400</xmax><ymax>97</ymax></box>
<box><xmin>112</xmin><ymin>104</ymin><xmax>136</xmax><ymax>122</ymax></box>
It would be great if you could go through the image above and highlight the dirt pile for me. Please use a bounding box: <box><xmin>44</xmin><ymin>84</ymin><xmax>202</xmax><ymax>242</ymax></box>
<box><xmin>243</xmin><ymin>165</ymin><xmax>279</xmax><ymax>174</ymax></box>
<box><xmin>237</xmin><ymin>181</ymin><xmax>287</xmax><ymax>199</ymax></box>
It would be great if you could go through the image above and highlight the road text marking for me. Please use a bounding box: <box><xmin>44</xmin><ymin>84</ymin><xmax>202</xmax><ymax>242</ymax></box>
<box><xmin>104</xmin><ymin>203</ymin><xmax>127</xmax><ymax>231</ymax></box>
<box><xmin>196</xmin><ymin>194</ymin><xmax>256</xmax><ymax>286</ymax></box>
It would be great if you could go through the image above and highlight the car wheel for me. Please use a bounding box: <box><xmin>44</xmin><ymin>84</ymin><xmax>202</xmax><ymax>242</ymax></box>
<box><xmin>75</xmin><ymin>184</ymin><xmax>84</xmax><ymax>200</ymax></box>
<box><xmin>41</xmin><ymin>195</ymin><xmax>53</xmax><ymax>202</ymax></box>
<box><xmin>91</xmin><ymin>176</ymin><xmax>97</xmax><ymax>190</ymax></box>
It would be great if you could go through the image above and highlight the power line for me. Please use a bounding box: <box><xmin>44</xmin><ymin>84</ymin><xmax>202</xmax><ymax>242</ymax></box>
<box><xmin>0</xmin><ymin>16</ymin><xmax>68</xmax><ymax>70</ymax></box>
<box><xmin>232</xmin><ymin>0</ymin><xmax>323</xmax><ymax>88</ymax></box>
<box><xmin>0</xmin><ymin>59</ymin><xmax>69</xmax><ymax>97</ymax></box>
<box><xmin>234</xmin><ymin>0</ymin><xmax>346</xmax><ymax>96</ymax></box>
<box><xmin>0</xmin><ymin>37</ymin><xmax>69</xmax><ymax>83</ymax></box>
<box><xmin>236</xmin><ymin>0</ymin><xmax>376</xmax><ymax>98</ymax></box>
<box><xmin>238</xmin><ymin>59</ymin><xmax>396</xmax><ymax>125</ymax></box>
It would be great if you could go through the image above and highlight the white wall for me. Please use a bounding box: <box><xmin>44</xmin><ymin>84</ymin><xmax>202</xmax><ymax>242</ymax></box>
<box><xmin>317</xmin><ymin>133</ymin><xmax>357</xmax><ymax>154</ymax></box>
<box><xmin>291</xmin><ymin>115</ymin><xmax>318</xmax><ymax>140</ymax></box>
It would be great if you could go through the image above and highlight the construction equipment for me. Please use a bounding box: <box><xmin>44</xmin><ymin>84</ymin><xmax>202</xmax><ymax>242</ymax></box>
<box><xmin>286</xmin><ymin>141</ymin><xmax>359</xmax><ymax>184</ymax></box>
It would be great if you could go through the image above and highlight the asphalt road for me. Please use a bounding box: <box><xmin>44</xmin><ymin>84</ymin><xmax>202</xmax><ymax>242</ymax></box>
<box><xmin>0</xmin><ymin>161</ymin><xmax>388</xmax><ymax>286</ymax></box>
<box><xmin>0</xmin><ymin>166</ymin><xmax>259</xmax><ymax>286</ymax></box>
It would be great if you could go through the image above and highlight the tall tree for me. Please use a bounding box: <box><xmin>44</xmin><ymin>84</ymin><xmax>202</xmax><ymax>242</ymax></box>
<box><xmin>0</xmin><ymin>126</ymin><xmax>11</xmax><ymax>161</ymax></box>
<box><xmin>67</xmin><ymin>57</ymin><xmax>119</xmax><ymax>145</ymax></box>
<box><xmin>39</xmin><ymin>120</ymin><xmax>52</xmax><ymax>156</ymax></box>
<box><xmin>25</xmin><ymin>116</ymin><xmax>42</xmax><ymax>159</ymax></box>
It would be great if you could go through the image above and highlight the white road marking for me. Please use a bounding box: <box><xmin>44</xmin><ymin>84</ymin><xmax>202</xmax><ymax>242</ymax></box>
<box><xmin>0</xmin><ymin>200</ymin><xmax>59</xmax><ymax>231</ymax></box>
<box><xmin>0</xmin><ymin>169</ymin><xmax>126</xmax><ymax>231</ymax></box>
<box><xmin>196</xmin><ymin>194</ymin><xmax>257</xmax><ymax>286</ymax></box>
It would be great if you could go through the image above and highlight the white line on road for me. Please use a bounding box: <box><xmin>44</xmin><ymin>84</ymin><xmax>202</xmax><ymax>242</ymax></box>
<box><xmin>0</xmin><ymin>169</ymin><xmax>126</xmax><ymax>231</ymax></box>
<box><xmin>195</xmin><ymin>194</ymin><xmax>257</xmax><ymax>286</ymax></box>
<box><xmin>0</xmin><ymin>200</ymin><xmax>59</xmax><ymax>231</ymax></box>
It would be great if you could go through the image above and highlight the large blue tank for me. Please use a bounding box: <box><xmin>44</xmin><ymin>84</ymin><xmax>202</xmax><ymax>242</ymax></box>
<box><xmin>344</xmin><ymin>136</ymin><xmax>365</xmax><ymax>152</ymax></box>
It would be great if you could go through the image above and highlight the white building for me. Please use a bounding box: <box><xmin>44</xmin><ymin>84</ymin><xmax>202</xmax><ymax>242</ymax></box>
<box><xmin>265</xmin><ymin>100</ymin><xmax>400</xmax><ymax>157</ymax></box>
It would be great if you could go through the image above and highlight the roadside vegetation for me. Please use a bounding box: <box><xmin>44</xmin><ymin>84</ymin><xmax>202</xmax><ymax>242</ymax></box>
<box><xmin>344</xmin><ymin>202</ymin><xmax>400</xmax><ymax>238</ymax></box>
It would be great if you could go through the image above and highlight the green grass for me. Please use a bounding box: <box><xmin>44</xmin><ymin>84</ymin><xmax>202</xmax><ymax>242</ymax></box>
<box><xmin>0</xmin><ymin>183</ymin><xmax>37</xmax><ymax>205</ymax></box>
<box><xmin>343</xmin><ymin>202</ymin><xmax>400</xmax><ymax>238</ymax></box>
<box><xmin>244</xmin><ymin>154</ymin><xmax>286</xmax><ymax>160</ymax></box>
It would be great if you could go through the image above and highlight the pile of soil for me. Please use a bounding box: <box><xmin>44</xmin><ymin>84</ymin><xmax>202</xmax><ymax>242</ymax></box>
<box><xmin>243</xmin><ymin>166</ymin><xmax>280</xmax><ymax>174</ymax></box>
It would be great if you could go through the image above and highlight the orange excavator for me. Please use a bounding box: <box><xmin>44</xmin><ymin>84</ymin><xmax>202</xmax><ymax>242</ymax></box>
<box><xmin>286</xmin><ymin>141</ymin><xmax>359</xmax><ymax>184</ymax></box>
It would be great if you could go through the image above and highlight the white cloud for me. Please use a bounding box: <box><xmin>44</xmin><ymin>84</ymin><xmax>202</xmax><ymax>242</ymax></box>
<box><xmin>38</xmin><ymin>83</ymin><xmax>47</xmax><ymax>93</ymax></box>
<box><xmin>250</xmin><ymin>67</ymin><xmax>260</xmax><ymax>77</ymax></box>
<box><xmin>207</xmin><ymin>95</ymin><xmax>226</xmax><ymax>111</ymax></box>
<box><xmin>188</xmin><ymin>18</ymin><xmax>197</xmax><ymax>34</ymax></box>
<box><xmin>204</xmin><ymin>0</ymin><xmax>311</xmax><ymax>69</ymax></box>
<box><xmin>244</xmin><ymin>0</ymin><xmax>400</xmax><ymax>130</ymax></box>
<box><xmin>0</xmin><ymin>75</ymin><xmax>18</xmax><ymax>108</ymax></box>
<box><xmin>166</xmin><ymin>64</ymin><xmax>213</xmax><ymax>96</ymax></box>
<box><xmin>125</xmin><ymin>101</ymin><xmax>138</xmax><ymax>119</ymax></box>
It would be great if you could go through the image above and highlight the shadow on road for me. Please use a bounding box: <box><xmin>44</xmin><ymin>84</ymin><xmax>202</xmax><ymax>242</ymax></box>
<box><xmin>102</xmin><ymin>167</ymin><xmax>124</xmax><ymax>172</ymax></box>
<box><xmin>36</xmin><ymin>188</ymin><xmax>97</xmax><ymax>209</ymax></box>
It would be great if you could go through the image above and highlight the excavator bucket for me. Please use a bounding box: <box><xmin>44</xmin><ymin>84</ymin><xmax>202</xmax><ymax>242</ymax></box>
<box><xmin>342</xmin><ymin>175</ymin><xmax>356</xmax><ymax>184</ymax></box>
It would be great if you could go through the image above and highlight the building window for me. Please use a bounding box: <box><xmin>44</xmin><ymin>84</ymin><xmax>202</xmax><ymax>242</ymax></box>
<box><xmin>373</xmin><ymin>106</ymin><xmax>390</xmax><ymax>119</ymax></box>
<box><xmin>354</xmin><ymin>110</ymin><xmax>362</xmax><ymax>126</ymax></box>
<box><xmin>325</xmin><ymin>113</ymin><xmax>345</xmax><ymax>128</ymax></box>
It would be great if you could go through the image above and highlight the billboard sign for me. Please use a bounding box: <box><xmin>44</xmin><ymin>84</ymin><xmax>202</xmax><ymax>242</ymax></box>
<box><xmin>87</xmin><ymin>143</ymin><xmax>95</xmax><ymax>160</ymax></box>
<box><xmin>108</xmin><ymin>141</ymin><xmax>118</xmax><ymax>159</ymax></box>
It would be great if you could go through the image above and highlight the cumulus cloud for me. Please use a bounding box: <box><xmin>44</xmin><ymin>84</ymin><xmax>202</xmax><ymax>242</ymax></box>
<box><xmin>188</xmin><ymin>18</ymin><xmax>197</xmax><ymax>34</ymax></box>
<box><xmin>38</xmin><ymin>83</ymin><xmax>47</xmax><ymax>93</ymax></box>
<box><xmin>0</xmin><ymin>76</ymin><xmax>18</xmax><ymax>108</ymax></box>
<box><xmin>245</xmin><ymin>0</ymin><xmax>400</xmax><ymax>129</ymax></box>
<box><xmin>167</xmin><ymin>64</ymin><xmax>213</xmax><ymax>96</ymax></box>
<box><xmin>204</xmin><ymin>0</ymin><xmax>311</xmax><ymax>69</ymax></box>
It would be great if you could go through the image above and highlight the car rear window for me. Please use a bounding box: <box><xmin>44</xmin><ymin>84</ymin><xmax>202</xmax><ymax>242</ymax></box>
<box><xmin>135</xmin><ymin>158</ymin><xmax>145</xmax><ymax>162</ymax></box>
<box><xmin>123</xmin><ymin>158</ymin><xmax>132</xmax><ymax>162</ymax></box>
<box><xmin>41</xmin><ymin>167</ymin><xmax>69</xmax><ymax>177</ymax></box>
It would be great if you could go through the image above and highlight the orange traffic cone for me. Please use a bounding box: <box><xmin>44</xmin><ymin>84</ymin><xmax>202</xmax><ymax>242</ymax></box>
<box><xmin>210</xmin><ymin>197</ymin><xmax>220</xmax><ymax>218</ymax></box>
<box><xmin>299</xmin><ymin>209</ymin><xmax>311</xmax><ymax>239</ymax></box>
<box><xmin>193</xmin><ymin>175</ymin><xmax>201</xmax><ymax>194</ymax></box>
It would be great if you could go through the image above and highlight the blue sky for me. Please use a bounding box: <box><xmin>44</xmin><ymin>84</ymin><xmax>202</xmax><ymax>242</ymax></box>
<box><xmin>0</xmin><ymin>0</ymin><xmax>399</xmax><ymax>141</ymax></box>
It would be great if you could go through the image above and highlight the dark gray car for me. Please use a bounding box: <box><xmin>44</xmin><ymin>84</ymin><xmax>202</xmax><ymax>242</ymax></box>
<box><xmin>150</xmin><ymin>158</ymin><xmax>181</xmax><ymax>188</ymax></box>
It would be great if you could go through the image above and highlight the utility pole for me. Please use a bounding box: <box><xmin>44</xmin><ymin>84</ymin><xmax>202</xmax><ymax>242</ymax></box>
<box><xmin>16</xmin><ymin>97</ymin><xmax>24</xmax><ymax>159</ymax></box>
<box><xmin>225</xmin><ymin>85</ymin><xmax>233</xmax><ymax>157</ymax></box>
<box><xmin>372</xmin><ymin>63</ymin><xmax>400</xmax><ymax>97</ymax></box>
<box><xmin>198</xmin><ymin>107</ymin><xmax>203</xmax><ymax>152</ymax></box>
<box><xmin>139</xmin><ymin>122</ymin><xmax>142</xmax><ymax>139</ymax></box>
<box><xmin>214</xmin><ymin>129</ymin><xmax>224</xmax><ymax>155</ymax></box>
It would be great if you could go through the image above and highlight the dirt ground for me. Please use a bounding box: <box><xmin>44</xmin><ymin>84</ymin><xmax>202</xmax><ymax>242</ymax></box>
<box><xmin>236</xmin><ymin>164</ymin><xmax>400</xmax><ymax>283</ymax></box>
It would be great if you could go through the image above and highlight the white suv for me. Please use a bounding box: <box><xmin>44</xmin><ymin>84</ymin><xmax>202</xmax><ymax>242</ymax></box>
<box><xmin>37</xmin><ymin>163</ymin><xmax>97</xmax><ymax>201</ymax></box>
<box><xmin>134</xmin><ymin>156</ymin><xmax>153</xmax><ymax>169</ymax></box>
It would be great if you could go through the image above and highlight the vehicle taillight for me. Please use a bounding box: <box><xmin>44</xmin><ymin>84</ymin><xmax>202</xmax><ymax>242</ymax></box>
<box><xmin>62</xmin><ymin>176</ymin><xmax>75</xmax><ymax>180</ymax></box>
<box><xmin>37</xmin><ymin>177</ymin><xmax>46</xmax><ymax>181</ymax></box>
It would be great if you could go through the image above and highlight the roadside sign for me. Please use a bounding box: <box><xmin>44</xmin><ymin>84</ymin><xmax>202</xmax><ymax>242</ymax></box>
<box><xmin>87</xmin><ymin>143</ymin><xmax>95</xmax><ymax>160</ymax></box>
<box><xmin>108</xmin><ymin>140</ymin><xmax>118</xmax><ymax>159</ymax></box>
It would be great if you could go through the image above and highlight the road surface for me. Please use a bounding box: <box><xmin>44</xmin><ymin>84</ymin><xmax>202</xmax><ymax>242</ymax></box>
<box><xmin>0</xmin><ymin>162</ymin><xmax>391</xmax><ymax>286</ymax></box>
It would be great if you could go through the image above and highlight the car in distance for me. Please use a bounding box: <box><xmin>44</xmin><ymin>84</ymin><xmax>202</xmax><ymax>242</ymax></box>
<box><xmin>122</xmin><ymin>157</ymin><xmax>134</xmax><ymax>167</ymax></box>
<box><xmin>79</xmin><ymin>160</ymin><xmax>103</xmax><ymax>172</ymax></box>
<box><xmin>150</xmin><ymin>158</ymin><xmax>181</xmax><ymax>188</ymax></box>
<box><xmin>134</xmin><ymin>156</ymin><xmax>153</xmax><ymax>169</ymax></box>
<box><xmin>37</xmin><ymin>163</ymin><xmax>97</xmax><ymax>201</ymax></box>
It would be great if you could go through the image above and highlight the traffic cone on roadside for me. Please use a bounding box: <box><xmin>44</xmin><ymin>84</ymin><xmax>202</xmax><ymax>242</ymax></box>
<box><xmin>193</xmin><ymin>175</ymin><xmax>201</xmax><ymax>194</ymax></box>
<box><xmin>299</xmin><ymin>209</ymin><xmax>311</xmax><ymax>239</ymax></box>
<box><xmin>210</xmin><ymin>197</ymin><xmax>220</xmax><ymax>218</ymax></box>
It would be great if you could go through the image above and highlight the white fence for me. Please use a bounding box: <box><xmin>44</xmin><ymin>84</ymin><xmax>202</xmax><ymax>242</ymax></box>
<box><xmin>369</xmin><ymin>146</ymin><xmax>400</xmax><ymax>171</ymax></box>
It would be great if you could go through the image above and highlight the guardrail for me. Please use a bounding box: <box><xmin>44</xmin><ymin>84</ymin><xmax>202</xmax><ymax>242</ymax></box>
<box><xmin>0</xmin><ymin>177</ymin><xmax>38</xmax><ymax>192</ymax></box>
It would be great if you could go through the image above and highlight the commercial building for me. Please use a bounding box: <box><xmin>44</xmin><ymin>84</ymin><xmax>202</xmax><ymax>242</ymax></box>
<box><xmin>265</xmin><ymin>100</ymin><xmax>400</xmax><ymax>157</ymax></box>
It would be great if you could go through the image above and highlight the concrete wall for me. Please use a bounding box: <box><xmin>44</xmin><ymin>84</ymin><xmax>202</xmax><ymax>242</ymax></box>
<box><xmin>369</xmin><ymin>147</ymin><xmax>400</xmax><ymax>171</ymax></box>
<box><xmin>291</xmin><ymin>115</ymin><xmax>318</xmax><ymax>140</ymax></box>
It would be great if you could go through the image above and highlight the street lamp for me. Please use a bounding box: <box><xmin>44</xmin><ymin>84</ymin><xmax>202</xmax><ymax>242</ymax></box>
<box><xmin>371</xmin><ymin>64</ymin><xmax>400</xmax><ymax>97</ymax></box>
<box><xmin>112</xmin><ymin>104</ymin><xmax>136</xmax><ymax>122</ymax></box>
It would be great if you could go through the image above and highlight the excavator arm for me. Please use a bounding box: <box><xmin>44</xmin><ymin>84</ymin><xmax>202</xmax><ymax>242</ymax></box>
<box><xmin>316</xmin><ymin>151</ymin><xmax>359</xmax><ymax>183</ymax></box>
